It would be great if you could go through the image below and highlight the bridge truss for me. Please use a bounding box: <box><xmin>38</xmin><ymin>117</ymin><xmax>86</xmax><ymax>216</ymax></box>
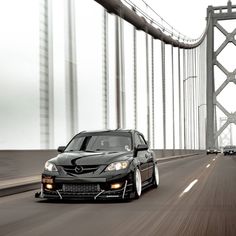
<box><xmin>207</xmin><ymin>0</ymin><xmax>236</xmax><ymax>148</ymax></box>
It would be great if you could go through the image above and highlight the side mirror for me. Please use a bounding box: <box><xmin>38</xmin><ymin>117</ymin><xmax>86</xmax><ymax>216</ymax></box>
<box><xmin>133</xmin><ymin>144</ymin><xmax>148</xmax><ymax>157</ymax></box>
<box><xmin>57</xmin><ymin>146</ymin><xmax>66</xmax><ymax>153</ymax></box>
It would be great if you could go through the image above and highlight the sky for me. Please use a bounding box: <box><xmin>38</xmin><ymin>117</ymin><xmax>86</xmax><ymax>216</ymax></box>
<box><xmin>146</xmin><ymin>0</ymin><xmax>232</xmax><ymax>38</ymax></box>
<box><xmin>0</xmin><ymin>0</ymin><xmax>235</xmax><ymax>149</ymax></box>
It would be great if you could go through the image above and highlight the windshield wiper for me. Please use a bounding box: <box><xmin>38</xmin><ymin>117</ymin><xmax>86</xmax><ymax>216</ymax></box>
<box><xmin>65</xmin><ymin>150</ymin><xmax>78</xmax><ymax>152</ymax></box>
<box><xmin>84</xmin><ymin>150</ymin><xmax>97</xmax><ymax>152</ymax></box>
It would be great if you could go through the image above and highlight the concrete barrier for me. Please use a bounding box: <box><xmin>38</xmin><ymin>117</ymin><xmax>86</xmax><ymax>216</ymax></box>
<box><xmin>0</xmin><ymin>149</ymin><xmax>202</xmax><ymax>181</ymax></box>
<box><xmin>0</xmin><ymin>150</ymin><xmax>57</xmax><ymax>181</ymax></box>
<box><xmin>154</xmin><ymin>149</ymin><xmax>200</xmax><ymax>158</ymax></box>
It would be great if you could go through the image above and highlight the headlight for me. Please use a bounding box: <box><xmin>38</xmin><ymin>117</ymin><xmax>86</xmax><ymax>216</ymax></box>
<box><xmin>105</xmin><ymin>161</ymin><xmax>129</xmax><ymax>171</ymax></box>
<box><xmin>44</xmin><ymin>161</ymin><xmax>58</xmax><ymax>172</ymax></box>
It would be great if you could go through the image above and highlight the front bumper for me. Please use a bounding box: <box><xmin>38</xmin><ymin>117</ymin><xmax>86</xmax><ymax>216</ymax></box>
<box><xmin>39</xmin><ymin>173</ymin><xmax>134</xmax><ymax>200</ymax></box>
<box><xmin>224</xmin><ymin>151</ymin><xmax>235</xmax><ymax>155</ymax></box>
<box><xmin>207</xmin><ymin>150</ymin><xmax>217</xmax><ymax>154</ymax></box>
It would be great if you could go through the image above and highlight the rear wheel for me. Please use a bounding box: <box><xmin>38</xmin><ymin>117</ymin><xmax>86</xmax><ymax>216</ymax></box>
<box><xmin>133</xmin><ymin>168</ymin><xmax>142</xmax><ymax>199</ymax></box>
<box><xmin>152</xmin><ymin>163</ymin><xmax>159</xmax><ymax>188</ymax></box>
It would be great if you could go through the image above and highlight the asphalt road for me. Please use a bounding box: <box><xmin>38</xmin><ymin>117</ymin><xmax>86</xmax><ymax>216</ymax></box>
<box><xmin>1</xmin><ymin>153</ymin><xmax>236</xmax><ymax>236</ymax></box>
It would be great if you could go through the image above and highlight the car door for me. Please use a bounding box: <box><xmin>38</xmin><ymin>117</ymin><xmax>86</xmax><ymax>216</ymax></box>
<box><xmin>134</xmin><ymin>133</ymin><xmax>150</xmax><ymax>182</ymax></box>
<box><xmin>138</xmin><ymin>133</ymin><xmax>154</xmax><ymax>180</ymax></box>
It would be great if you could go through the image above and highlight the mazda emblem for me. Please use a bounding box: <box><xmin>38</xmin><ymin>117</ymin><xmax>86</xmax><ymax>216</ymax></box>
<box><xmin>75</xmin><ymin>166</ymin><xmax>83</xmax><ymax>174</ymax></box>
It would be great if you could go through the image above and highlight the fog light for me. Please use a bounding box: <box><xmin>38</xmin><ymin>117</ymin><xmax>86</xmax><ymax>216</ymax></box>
<box><xmin>45</xmin><ymin>184</ymin><xmax>53</xmax><ymax>190</ymax></box>
<box><xmin>111</xmin><ymin>183</ymin><xmax>122</xmax><ymax>189</ymax></box>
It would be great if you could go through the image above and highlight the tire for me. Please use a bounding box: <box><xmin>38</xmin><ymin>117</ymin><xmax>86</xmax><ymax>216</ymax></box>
<box><xmin>152</xmin><ymin>163</ymin><xmax>159</xmax><ymax>188</ymax></box>
<box><xmin>133</xmin><ymin>168</ymin><xmax>142</xmax><ymax>199</ymax></box>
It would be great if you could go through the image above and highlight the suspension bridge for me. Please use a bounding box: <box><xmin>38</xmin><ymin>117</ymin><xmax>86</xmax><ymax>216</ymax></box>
<box><xmin>0</xmin><ymin>1</ymin><xmax>236</xmax><ymax>235</ymax></box>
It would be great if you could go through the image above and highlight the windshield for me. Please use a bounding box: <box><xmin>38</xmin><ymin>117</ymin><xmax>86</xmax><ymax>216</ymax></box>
<box><xmin>224</xmin><ymin>145</ymin><xmax>236</xmax><ymax>149</ymax></box>
<box><xmin>65</xmin><ymin>133</ymin><xmax>132</xmax><ymax>152</ymax></box>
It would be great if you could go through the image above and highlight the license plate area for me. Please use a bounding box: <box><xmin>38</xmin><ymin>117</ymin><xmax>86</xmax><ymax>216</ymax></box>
<box><xmin>62</xmin><ymin>184</ymin><xmax>100</xmax><ymax>193</ymax></box>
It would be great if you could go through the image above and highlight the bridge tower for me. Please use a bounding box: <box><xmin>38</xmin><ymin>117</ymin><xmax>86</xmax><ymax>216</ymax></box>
<box><xmin>206</xmin><ymin>0</ymin><xmax>236</xmax><ymax>148</ymax></box>
<box><xmin>219</xmin><ymin>117</ymin><xmax>233</xmax><ymax>148</ymax></box>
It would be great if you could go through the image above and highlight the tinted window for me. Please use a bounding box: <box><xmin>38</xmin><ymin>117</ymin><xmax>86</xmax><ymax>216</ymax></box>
<box><xmin>65</xmin><ymin>136</ymin><xmax>84</xmax><ymax>152</ymax></box>
<box><xmin>138</xmin><ymin>134</ymin><xmax>146</xmax><ymax>145</ymax></box>
<box><xmin>65</xmin><ymin>133</ymin><xmax>132</xmax><ymax>152</ymax></box>
<box><xmin>134</xmin><ymin>133</ymin><xmax>146</xmax><ymax>146</ymax></box>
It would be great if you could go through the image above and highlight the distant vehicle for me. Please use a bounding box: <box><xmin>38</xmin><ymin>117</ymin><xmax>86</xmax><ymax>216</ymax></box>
<box><xmin>223</xmin><ymin>145</ymin><xmax>236</xmax><ymax>155</ymax></box>
<box><xmin>35</xmin><ymin>129</ymin><xmax>159</xmax><ymax>201</ymax></box>
<box><xmin>206</xmin><ymin>148</ymin><xmax>218</xmax><ymax>155</ymax></box>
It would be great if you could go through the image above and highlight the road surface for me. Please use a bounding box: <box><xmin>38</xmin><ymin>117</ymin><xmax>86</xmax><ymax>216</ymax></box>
<box><xmin>1</xmin><ymin>153</ymin><xmax>236</xmax><ymax>236</ymax></box>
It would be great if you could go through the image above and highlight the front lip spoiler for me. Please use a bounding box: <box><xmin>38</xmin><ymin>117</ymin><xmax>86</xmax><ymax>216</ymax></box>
<box><xmin>36</xmin><ymin>181</ymin><xmax>132</xmax><ymax>200</ymax></box>
<box><xmin>38</xmin><ymin>171</ymin><xmax>133</xmax><ymax>200</ymax></box>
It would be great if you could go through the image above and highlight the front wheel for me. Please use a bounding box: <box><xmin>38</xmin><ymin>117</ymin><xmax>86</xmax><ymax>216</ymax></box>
<box><xmin>133</xmin><ymin>168</ymin><xmax>142</xmax><ymax>199</ymax></box>
<box><xmin>152</xmin><ymin>163</ymin><xmax>159</xmax><ymax>188</ymax></box>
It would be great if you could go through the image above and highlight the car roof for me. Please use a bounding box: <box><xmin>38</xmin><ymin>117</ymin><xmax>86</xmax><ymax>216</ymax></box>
<box><xmin>78</xmin><ymin>129</ymin><xmax>140</xmax><ymax>135</ymax></box>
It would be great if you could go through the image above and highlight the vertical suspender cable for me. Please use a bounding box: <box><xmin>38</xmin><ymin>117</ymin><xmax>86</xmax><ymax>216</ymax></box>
<box><xmin>151</xmin><ymin>37</ymin><xmax>155</xmax><ymax>148</ymax></box>
<box><xmin>192</xmin><ymin>49</ymin><xmax>196</xmax><ymax>149</ymax></box>
<box><xmin>195</xmin><ymin>48</ymin><xmax>199</xmax><ymax>149</ymax></box>
<box><xmin>161</xmin><ymin>42</ymin><xmax>166</xmax><ymax>149</ymax></box>
<box><xmin>115</xmin><ymin>15</ymin><xmax>121</xmax><ymax>128</ymax></box>
<box><xmin>146</xmin><ymin>32</ymin><xmax>150</xmax><ymax>144</ymax></box>
<box><xmin>120</xmin><ymin>16</ymin><xmax>126</xmax><ymax>128</ymax></box>
<box><xmin>183</xmin><ymin>49</ymin><xmax>186</xmax><ymax>149</ymax></box>
<box><xmin>189</xmin><ymin>50</ymin><xmax>192</xmax><ymax>149</ymax></box>
<box><xmin>65</xmin><ymin>0</ymin><xmax>78</xmax><ymax>140</ymax></box>
<box><xmin>133</xmin><ymin>26</ymin><xmax>137</xmax><ymax>130</ymax></box>
<box><xmin>186</xmin><ymin>50</ymin><xmax>189</xmax><ymax>149</ymax></box>
<box><xmin>39</xmin><ymin>0</ymin><xmax>54</xmax><ymax>148</ymax></box>
<box><xmin>178</xmin><ymin>47</ymin><xmax>182</xmax><ymax>149</ymax></box>
<box><xmin>187</xmin><ymin>50</ymin><xmax>190</xmax><ymax>149</ymax></box>
<box><xmin>102</xmin><ymin>10</ymin><xmax>109</xmax><ymax>129</ymax></box>
<box><xmin>171</xmin><ymin>45</ymin><xmax>175</xmax><ymax>149</ymax></box>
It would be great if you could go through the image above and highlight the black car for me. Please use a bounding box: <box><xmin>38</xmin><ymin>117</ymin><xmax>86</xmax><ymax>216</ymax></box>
<box><xmin>36</xmin><ymin>130</ymin><xmax>159</xmax><ymax>200</ymax></box>
<box><xmin>223</xmin><ymin>145</ymin><xmax>236</xmax><ymax>155</ymax></box>
<box><xmin>206</xmin><ymin>148</ymin><xmax>218</xmax><ymax>155</ymax></box>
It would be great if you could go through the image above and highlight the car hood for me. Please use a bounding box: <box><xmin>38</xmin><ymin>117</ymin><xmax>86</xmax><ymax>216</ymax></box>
<box><xmin>48</xmin><ymin>151</ymin><xmax>133</xmax><ymax>166</ymax></box>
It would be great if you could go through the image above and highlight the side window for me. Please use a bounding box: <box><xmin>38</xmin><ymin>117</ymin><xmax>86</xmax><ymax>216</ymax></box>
<box><xmin>134</xmin><ymin>133</ymin><xmax>142</xmax><ymax>146</ymax></box>
<box><xmin>134</xmin><ymin>133</ymin><xmax>146</xmax><ymax>146</ymax></box>
<box><xmin>66</xmin><ymin>136</ymin><xmax>85</xmax><ymax>151</ymax></box>
<box><xmin>138</xmin><ymin>134</ymin><xmax>146</xmax><ymax>145</ymax></box>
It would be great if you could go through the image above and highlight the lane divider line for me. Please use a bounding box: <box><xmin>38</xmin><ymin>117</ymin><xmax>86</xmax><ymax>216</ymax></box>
<box><xmin>213</xmin><ymin>158</ymin><xmax>216</xmax><ymax>161</ymax></box>
<box><xmin>206</xmin><ymin>164</ymin><xmax>210</xmax><ymax>168</ymax></box>
<box><xmin>179</xmin><ymin>179</ymin><xmax>198</xmax><ymax>198</ymax></box>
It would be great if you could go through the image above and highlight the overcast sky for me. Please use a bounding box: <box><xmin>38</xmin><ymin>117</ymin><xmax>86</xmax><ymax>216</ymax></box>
<box><xmin>146</xmin><ymin>0</ymin><xmax>232</xmax><ymax>38</ymax></box>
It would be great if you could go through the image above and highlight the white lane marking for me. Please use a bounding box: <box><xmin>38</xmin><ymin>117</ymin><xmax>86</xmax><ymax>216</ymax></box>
<box><xmin>206</xmin><ymin>164</ymin><xmax>210</xmax><ymax>168</ymax></box>
<box><xmin>213</xmin><ymin>158</ymin><xmax>216</xmax><ymax>161</ymax></box>
<box><xmin>179</xmin><ymin>179</ymin><xmax>198</xmax><ymax>198</ymax></box>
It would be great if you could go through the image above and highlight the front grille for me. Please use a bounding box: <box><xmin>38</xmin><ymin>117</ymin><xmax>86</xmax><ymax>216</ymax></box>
<box><xmin>62</xmin><ymin>165</ymin><xmax>99</xmax><ymax>175</ymax></box>
<box><xmin>62</xmin><ymin>184</ymin><xmax>100</xmax><ymax>193</ymax></box>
